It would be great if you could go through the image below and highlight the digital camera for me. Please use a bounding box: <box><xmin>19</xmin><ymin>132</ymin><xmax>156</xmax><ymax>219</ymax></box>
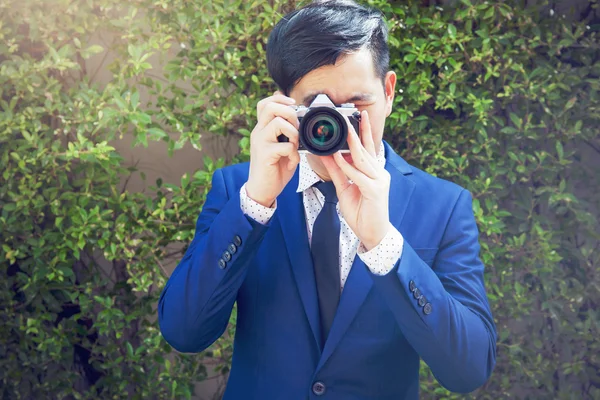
<box><xmin>277</xmin><ymin>94</ymin><xmax>361</xmax><ymax>156</ymax></box>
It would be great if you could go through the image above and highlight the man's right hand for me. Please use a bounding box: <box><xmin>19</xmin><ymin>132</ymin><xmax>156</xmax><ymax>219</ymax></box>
<box><xmin>245</xmin><ymin>91</ymin><xmax>300</xmax><ymax>207</ymax></box>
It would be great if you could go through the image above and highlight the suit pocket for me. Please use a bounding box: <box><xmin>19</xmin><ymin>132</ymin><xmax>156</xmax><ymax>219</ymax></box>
<box><xmin>413</xmin><ymin>247</ymin><xmax>438</xmax><ymax>267</ymax></box>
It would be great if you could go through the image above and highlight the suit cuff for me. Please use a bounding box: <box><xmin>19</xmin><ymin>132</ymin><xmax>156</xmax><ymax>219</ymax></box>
<box><xmin>358</xmin><ymin>225</ymin><xmax>404</xmax><ymax>276</ymax></box>
<box><xmin>239</xmin><ymin>182</ymin><xmax>277</xmax><ymax>225</ymax></box>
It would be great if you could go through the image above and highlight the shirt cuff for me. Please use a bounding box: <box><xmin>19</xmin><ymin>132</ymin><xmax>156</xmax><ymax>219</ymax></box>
<box><xmin>357</xmin><ymin>225</ymin><xmax>404</xmax><ymax>276</ymax></box>
<box><xmin>239</xmin><ymin>182</ymin><xmax>277</xmax><ymax>225</ymax></box>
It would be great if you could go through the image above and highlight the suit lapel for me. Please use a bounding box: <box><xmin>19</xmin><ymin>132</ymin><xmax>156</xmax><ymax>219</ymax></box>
<box><xmin>383</xmin><ymin>140</ymin><xmax>416</xmax><ymax>231</ymax></box>
<box><xmin>316</xmin><ymin>140</ymin><xmax>416</xmax><ymax>370</ymax></box>
<box><xmin>276</xmin><ymin>170</ymin><xmax>323</xmax><ymax>352</ymax></box>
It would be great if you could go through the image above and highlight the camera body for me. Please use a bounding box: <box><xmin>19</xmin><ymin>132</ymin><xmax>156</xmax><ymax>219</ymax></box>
<box><xmin>278</xmin><ymin>94</ymin><xmax>361</xmax><ymax>156</ymax></box>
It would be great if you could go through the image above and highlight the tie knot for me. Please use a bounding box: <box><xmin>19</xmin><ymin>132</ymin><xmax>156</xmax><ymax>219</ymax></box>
<box><xmin>314</xmin><ymin>181</ymin><xmax>338</xmax><ymax>203</ymax></box>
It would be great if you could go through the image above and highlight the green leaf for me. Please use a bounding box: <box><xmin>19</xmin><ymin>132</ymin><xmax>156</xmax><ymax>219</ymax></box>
<box><xmin>131</xmin><ymin>91</ymin><xmax>140</xmax><ymax>109</ymax></box>
<box><xmin>147</xmin><ymin>127</ymin><xmax>167</xmax><ymax>139</ymax></box>
<box><xmin>484</xmin><ymin>6</ymin><xmax>495</xmax><ymax>19</ymax></box>
<box><xmin>500</xmin><ymin>126</ymin><xmax>518</xmax><ymax>134</ymax></box>
<box><xmin>509</xmin><ymin>113</ymin><xmax>522</xmax><ymax>129</ymax></box>
<box><xmin>564</xmin><ymin>96</ymin><xmax>577</xmax><ymax>111</ymax></box>
<box><xmin>556</xmin><ymin>142</ymin><xmax>564</xmax><ymax>160</ymax></box>
<box><xmin>86</xmin><ymin>45</ymin><xmax>104</xmax><ymax>54</ymax></box>
<box><xmin>82</xmin><ymin>45</ymin><xmax>104</xmax><ymax>59</ymax></box>
<box><xmin>126</xmin><ymin>342</ymin><xmax>134</xmax><ymax>358</ymax></box>
<box><xmin>447</xmin><ymin>24</ymin><xmax>457</xmax><ymax>37</ymax></box>
<box><xmin>113</xmin><ymin>95</ymin><xmax>128</xmax><ymax>110</ymax></box>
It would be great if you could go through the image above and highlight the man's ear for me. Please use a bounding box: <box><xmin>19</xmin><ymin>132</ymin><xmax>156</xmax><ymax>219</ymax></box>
<box><xmin>384</xmin><ymin>71</ymin><xmax>397</xmax><ymax>117</ymax></box>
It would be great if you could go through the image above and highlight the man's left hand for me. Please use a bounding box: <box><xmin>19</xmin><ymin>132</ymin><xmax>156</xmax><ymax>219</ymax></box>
<box><xmin>321</xmin><ymin>110</ymin><xmax>392</xmax><ymax>251</ymax></box>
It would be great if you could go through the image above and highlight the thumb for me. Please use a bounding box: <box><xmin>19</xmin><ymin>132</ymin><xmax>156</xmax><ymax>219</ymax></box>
<box><xmin>321</xmin><ymin>155</ymin><xmax>351</xmax><ymax>194</ymax></box>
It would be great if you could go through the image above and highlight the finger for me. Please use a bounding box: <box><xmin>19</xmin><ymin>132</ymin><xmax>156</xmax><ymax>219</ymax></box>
<box><xmin>359</xmin><ymin>110</ymin><xmax>376</xmax><ymax>158</ymax></box>
<box><xmin>257</xmin><ymin>101</ymin><xmax>299</xmax><ymax>131</ymax></box>
<box><xmin>264</xmin><ymin>116</ymin><xmax>299</xmax><ymax>146</ymax></box>
<box><xmin>257</xmin><ymin>92</ymin><xmax>295</xmax><ymax>113</ymax></box>
<box><xmin>287</xmin><ymin>155</ymin><xmax>301</xmax><ymax>171</ymax></box>
<box><xmin>333</xmin><ymin>151</ymin><xmax>372</xmax><ymax>187</ymax></box>
<box><xmin>320</xmin><ymin>155</ymin><xmax>351</xmax><ymax>194</ymax></box>
<box><xmin>343</xmin><ymin>115</ymin><xmax>378</xmax><ymax>180</ymax></box>
<box><xmin>267</xmin><ymin>142</ymin><xmax>300</xmax><ymax>167</ymax></box>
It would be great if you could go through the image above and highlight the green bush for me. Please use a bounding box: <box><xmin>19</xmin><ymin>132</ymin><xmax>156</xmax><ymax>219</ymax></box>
<box><xmin>1</xmin><ymin>0</ymin><xmax>598</xmax><ymax>399</ymax></box>
<box><xmin>0</xmin><ymin>0</ymin><xmax>284</xmax><ymax>398</ymax></box>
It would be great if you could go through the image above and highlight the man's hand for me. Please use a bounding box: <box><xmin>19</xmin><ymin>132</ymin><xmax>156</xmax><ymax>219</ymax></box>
<box><xmin>246</xmin><ymin>91</ymin><xmax>300</xmax><ymax>207</ymax></box>
<box><xmin>321</xmin><ymin>110</ymin><xmax>392</xmax><ymax>251</ymax></box>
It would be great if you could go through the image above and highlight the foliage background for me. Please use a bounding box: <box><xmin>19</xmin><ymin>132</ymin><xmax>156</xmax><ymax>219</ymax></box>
<box><xmin>1</xmin><ymin>0</ymin><xmax>599</xmax><ymax>399</ymax></box>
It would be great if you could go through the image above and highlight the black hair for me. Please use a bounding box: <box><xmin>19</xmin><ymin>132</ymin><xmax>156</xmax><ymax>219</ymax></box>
<box><xmin>266</xmin><ymin>0</ymin><xmax>390</xmax><ymax>96</ymax></box>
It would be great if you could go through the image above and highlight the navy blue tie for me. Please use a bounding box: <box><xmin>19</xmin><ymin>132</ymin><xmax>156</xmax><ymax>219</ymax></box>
<box><xmin>311</xmin><ymin>181</ymin><xmax>341</xmax><ymax>346</ymax></box>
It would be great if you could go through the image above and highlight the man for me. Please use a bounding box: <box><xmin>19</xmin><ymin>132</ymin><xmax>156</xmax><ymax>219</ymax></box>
<box><xmin>158</xmin><ymin>1</ymin><xmax>497</xmax><ymax>398</ymax></box>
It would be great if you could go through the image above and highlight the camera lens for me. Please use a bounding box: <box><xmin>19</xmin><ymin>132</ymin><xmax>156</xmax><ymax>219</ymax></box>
<box><xmin>299</xmin><ymin>108</ymin><xmax>347</xmax><ymax>155</ymax></box>
<box><xmin>309</xmin><ymin>116</ymin><xmax>338</xmax><ymax>148</ymax></box>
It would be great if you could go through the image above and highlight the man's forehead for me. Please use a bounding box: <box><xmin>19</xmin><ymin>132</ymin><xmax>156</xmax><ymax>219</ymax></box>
<box><xmin>291</xmin><ymin>49</ymin><xmax>380</xmax><ymax>104</ymax></box>
<box><xmin>300</xmin><ymin>90</ymin><xmax>375</xmax><ymax>105</ymax></box>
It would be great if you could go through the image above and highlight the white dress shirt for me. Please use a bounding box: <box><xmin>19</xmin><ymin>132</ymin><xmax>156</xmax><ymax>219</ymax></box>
<box><xmin>239</xmin><ymin>143</ymin><xmax>404</xmax><ymax>290</ymax></box>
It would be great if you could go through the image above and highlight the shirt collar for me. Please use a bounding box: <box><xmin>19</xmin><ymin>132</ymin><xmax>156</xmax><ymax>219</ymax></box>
<box><xmin>296</xmin><ymin>142</ymin><xmax>386</xmax><ymax>193</ymax></box>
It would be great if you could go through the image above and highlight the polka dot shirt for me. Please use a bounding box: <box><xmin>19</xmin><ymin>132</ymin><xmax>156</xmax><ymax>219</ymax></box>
<box><xmin>240</xmin><ymin>143</ymin><xmax>404</xmax><ymax>290</ymax></box>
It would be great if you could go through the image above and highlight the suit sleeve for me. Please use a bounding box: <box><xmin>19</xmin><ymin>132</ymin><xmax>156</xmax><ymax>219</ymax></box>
<box><xmin>370</xmin><ymin>189</ymin><xmax>497</xmax><ymax>393</ymax></box>
<box><xmin>158</xmin><ymin>168</ymin><xmax>270</xmax><ymax>353</ymax></box>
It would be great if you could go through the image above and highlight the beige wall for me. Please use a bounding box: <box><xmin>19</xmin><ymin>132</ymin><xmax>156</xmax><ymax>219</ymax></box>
<box><xmin>86</xmin><ymin>31</ymin><xmax>239</xmax><ymax>193</ymax></box>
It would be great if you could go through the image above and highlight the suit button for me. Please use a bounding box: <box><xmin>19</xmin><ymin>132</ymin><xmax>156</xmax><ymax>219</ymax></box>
<box><xmin>228</xmin><ymin>243</ymin><xmax>237</xmax><ymax>254</ymax></box>
<box><xmin>233</xmin><ymin>235</ymin><xmax>242</xmax><ymax>246</ymax></box>
<box><xmin>413</xmin><ymin>288</ymin><xmax>421</xmax><ymax>299</ymax></box>
<box><xmin>312</xmin><ymin>381</ymin><xmax>326</xmax><ymax>395</ymax></box>
<box><xmin>218</xmin><ymin>259</ymin><xmax>226</xmax><ymax>269</ymax></box>
<box><xmin>409</xmin><ymin>280</ymin><xmax>416</xmax><ymax>292</ymax></box>
<box><xmin>222</xmin><ymin>250</ymin><xmax>232</xmax><ymax>262</ymax></box>
<box><xmin>423</xmin><ymin>303</ymin><xmax>432</xmax><ymax>315</ymax></box>
<box><xmin>418</xmin><ymin>296</ymin><xmax>427</xmax><ymax>307</ymax></box>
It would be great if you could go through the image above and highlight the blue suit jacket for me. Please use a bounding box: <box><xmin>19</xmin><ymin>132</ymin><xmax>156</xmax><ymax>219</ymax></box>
<box><xmin>158</xmin><ymin>141</ymin><xmax>497</xmax><ymax>399</ymax></box>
